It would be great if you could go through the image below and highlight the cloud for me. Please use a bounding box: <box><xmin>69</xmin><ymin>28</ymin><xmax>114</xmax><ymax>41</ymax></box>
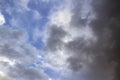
<box><xmin>49</xmin><ymin>7</ymin><xmax>72</xmax><ymax>27</ymax></box>
<box><xmin>42</xmin><ymin>0</ymin><xmax>120</xmax><ymax>80</ymax></box>
<box><xmin>91</xmin><ymin>0</ymin><xmax>120</xmax><ymax>79</ymax></box>
<box><xmin>7</xmin><ymin>64</ymin><xmax>48</xmax><ymax>80</ymax></box>
<box><xmin>1</xmin><ymin>0</ymin><xmax>119</xmax><ymax>80</ymax></box>
<box><xmin>42</xmin><ymin>25</ymin><xmax>69</xmax><ymax>74</ymax></box>
<box><xmin>0</xmin><ymin>12</ymin><xmax>5</xmax><ymax>25</ymax></box>
<box><xmin>0</xmin><ymin>27</ymin><xmax>49</xmax><ymax>80</ymax></box>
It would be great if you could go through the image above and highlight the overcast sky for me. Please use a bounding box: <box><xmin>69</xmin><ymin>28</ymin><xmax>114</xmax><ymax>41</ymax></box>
<box><xmin>0</xmin><ymin>0</ymin><xmax>120</xmax><ymax>80</ymax></box>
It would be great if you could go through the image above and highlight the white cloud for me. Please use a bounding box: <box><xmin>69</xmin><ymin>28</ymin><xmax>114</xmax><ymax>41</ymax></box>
<box><xmin>49</xmin><ymin>8</ymin><xmax>72</xmax><ymax>27</ymax></box>
<box><xmin>0</xmin><ymin>13</ymin><xmax>5</xmax><ymax>25</ymax></box>
<box><xmin>0</xmin><ymin>71</ymin><xmax>9</xmax><ymax>80</ymax></box>
<box><xmin>0</xmin><ymin>57</ymin><xmax>15</xmax><ymax>66</ymax></box>
<box><xmin>0</xmin><ymin>71</ymin><xmax>6</xmax><ymax>77</ymax></box>
<box><xmin>49</xmin><ymin>78</ymin><xmax>52</xmax><ymax>80</ymax></box>
<box><xmin>43</xmin><ymin>49</ymin><xmax>69</xmax><ymax>72</ymax></box>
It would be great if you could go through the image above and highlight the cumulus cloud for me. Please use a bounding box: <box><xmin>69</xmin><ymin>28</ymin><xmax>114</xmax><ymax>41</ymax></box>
<box><xmin>43</xmin><ymin>0</ymin><xmax>120</xmax><ymax>80</ymax></box>
<box><xmin>0</xmin><ymin>13</ymin><xmax>5</xmax><ymax>25</ymax></box>
<box><xmin>0</xmin><ymin>27</ymin><xmax>49</xmax><ymax>80</ymax></box>
<box><xmin>49</xmin><ymin>7</ymin><xmax>72</xmax><ymax>27</ymax></box>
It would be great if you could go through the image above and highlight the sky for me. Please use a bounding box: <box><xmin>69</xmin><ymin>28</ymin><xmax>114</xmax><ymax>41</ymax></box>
<box><xmin>0</xmin><ymin>0</ymin><xmax>120</xmax><ymax>80</ymax></box>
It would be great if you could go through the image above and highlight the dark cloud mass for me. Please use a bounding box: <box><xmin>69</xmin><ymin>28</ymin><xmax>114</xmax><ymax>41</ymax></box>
<box><xmin>44</xmin><ymin>0</ymin><xmax>120</xmax><ymax>80</ymax></box>
<box><xmin>45</xmin><ymin>25</ymin><xmax>67</xmax><ymax>51</ymax></box>
<box><xmin>91</xmin><ymin>0</ymin><xmax>120</xmax><ymax>80</ymax></box>
<box><xmin>67</xmin><ymin>0</ymin><xmax>120</xmax><ymax>80</ymax></box>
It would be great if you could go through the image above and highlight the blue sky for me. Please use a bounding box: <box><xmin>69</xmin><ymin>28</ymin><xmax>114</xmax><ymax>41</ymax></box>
<box><xmin>0</xmin><ymin>0</ymin><xmax>119</xmax><ymax>80</ymax></box>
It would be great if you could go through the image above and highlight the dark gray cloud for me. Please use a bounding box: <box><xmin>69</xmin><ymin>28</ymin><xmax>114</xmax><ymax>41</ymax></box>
<box><xmin>44</xmin><ymin>0</ymin><xmax>120</xmax><ymax>80</ymax></box>
<box><xmin>91</xmin><ymin>0</ymin><xmax>120</xmax><ymax>80</ymax></box>
<box><xmin>70</xmin><ymin>0</ymin><xmax>88</xmax><ymax>28</ymax></box>
<box><xmin>44</xmin><ymin>25</ymin><xmax>67</xmax><ymax>51</ymax></box>
<box><xmin>66</xmin><ymin>0</ymin><xmax>120</xmax><ymax>80</ymax></box>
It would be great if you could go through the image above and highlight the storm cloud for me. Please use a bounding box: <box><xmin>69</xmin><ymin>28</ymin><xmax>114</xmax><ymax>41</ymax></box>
<box><xmin>43</xmin><ymin>0</ymin><xmax>120</xmax><ymax>80</ymax></box>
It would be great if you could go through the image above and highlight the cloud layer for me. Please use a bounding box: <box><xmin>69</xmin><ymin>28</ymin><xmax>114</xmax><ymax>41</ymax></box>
<box><xmin>43</xmin><ymin>0</ymin><xmax>120</xmax><ymax>80</ymax></box>
<box><xmin>0</xmin><ymin>27</ymin><xmax>49</xmax><ymax>80</ymax></box>
<box><xmin>0</xmin><ymin>0</ymin><xmax>120</xmax><ymax>80</ymax></box>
